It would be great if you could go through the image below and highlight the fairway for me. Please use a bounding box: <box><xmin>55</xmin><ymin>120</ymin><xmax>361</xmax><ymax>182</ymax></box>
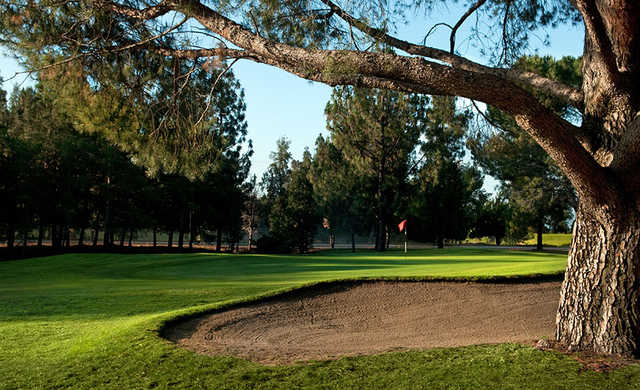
<box><xmin>2</xmin><ymin>248</ymin><xmax>639</xmax><ymax>389</ymax></box>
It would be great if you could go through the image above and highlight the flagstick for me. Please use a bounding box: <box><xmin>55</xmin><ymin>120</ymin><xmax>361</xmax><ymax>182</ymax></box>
<box><xmin>404</xmin><ymin>226</ymin><xmax>407</xmax><ymax>254</ymax></box>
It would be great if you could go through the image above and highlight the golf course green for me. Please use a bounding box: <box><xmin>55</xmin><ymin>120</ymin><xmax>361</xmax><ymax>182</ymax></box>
<box><xmin>2</xmin><ymin>248</ymin><xmax>639</xmax><ymax>389</ymax></box>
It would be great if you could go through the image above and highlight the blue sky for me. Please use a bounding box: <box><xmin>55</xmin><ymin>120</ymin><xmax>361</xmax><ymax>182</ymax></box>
<box><xmin>0</xmin><ymin>5</ymin><xmax>584</xmax><ymax>192</ymax></box>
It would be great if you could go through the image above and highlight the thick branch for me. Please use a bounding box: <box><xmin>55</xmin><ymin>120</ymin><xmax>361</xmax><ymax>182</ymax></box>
<box><xmin>163</xmin><ymin>0</ymin><xmax>608</xmax><ymax>208</ymax></box>
<box><xmin>152</xmin><ymin>47</ymin><xmax>251</xmax><ymax>59</ymax></box>
<box><xmin>574</xmin><ymin>0</ymin><xmax>620</xmax><ymax>80</ymax></box>
<box><xmin>317</xmin><ymin>0</ymin><xmax>584</xmax><ymax>110</ymax></box>
<box><xmin>512</xmin><ymin>70</ymin><xmax>585</xmax><ymax>110</ymax></box>
<box><xmin>88</xmin><ymin>0</ymin><xmax>603</xmax><ymax>209</ymax></box>
<box><xmin>513</xmin><ymin>105</ymin><xmax>616</xmax><ymax>211</ymax></box>
<box><xmin>99</xmin><ymin>0</ymin><xmax>171</xmax><ymax>20</ymax></box>
<box><xmin>610</xmin><ymin>114</ymin><xmax>640</xmax><ymax>176</ymax></box>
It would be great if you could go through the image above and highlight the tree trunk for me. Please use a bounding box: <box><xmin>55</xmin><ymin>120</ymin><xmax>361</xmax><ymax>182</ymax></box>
<box><xmin>92</xmin><ymin>229</ymin><xmax>98</xmax><ymax>247</ymax></box>
<box><xmin>178</xmin><ymin>211</ymin><xmax>185</xmax><ymax>248</ymax></box>
<box><xmin>178</xmin><ymin>229</ymin><xmax>184</xmax><ymax>248</ymax></box>
<box><xmin>216</xmin><ymin>228</ymin><xmax>222</xmax><ymax>252</ymax></box>
<box><xmin>64</xmin><ymin>227</ymin><xmax>70</xmax><ymax>248</ymax></box>
<box><xmin>437</xmin><ymin>235</ymin><xmax>444</xmax><ymax>249</ymax></box>
<box><xmin>6</xmin><ymin>225</ymin><xmax>15</xmax><ymax>249</ymax></box>
<box><xmin>536</xmin><ymin>218</ymin><xmax>544</xmax><ymax>251</ymax></box>
<box><xmin>37</xmin><ymin>223</ymin><xmax>44</xmax><ymax>247</ymax></box>
<box><xmin>189</xmin><ymin>221</ymin><xmax>194</xmax><ymax>249</ymax></box>
<box><xmin>351</xmin><ymin>231</ymin><xmax>356</xmax><ymax>253</ymax></box>
<box><xmin>50</xmin><ymin>224</ymin><xmax>57</xmax><ymax>249</ymax></box>
<box><xmin>375</xmin><ymin>152</ymin><xmax>386</xmax><ymax>251</ymax></box>
<box><xmin>385</xmin><ymin>229</ymin><xmax>390</xmax><ymax>249</ymax></box>
<box><xmin>128</xmin><ymin>229</ymin><xmax>133</xmax><ymax>247</ymax></box>
<box><xmin>248</xmin><ymin>227</ymin><xmax>253</xmax><ymax>252</ymax></box>
<box><xmin>22</xmin><ymin>229</ymin><xmax>28</xmax><ymax>248</ymax></box>
<box><xmin>168</xmin><ymin>231</ymin><xmax>173</xmax><ymax>248</ymax></box>
<box><xmin>78</xmin><ymin>227</ymin><xmax>85</xmax><ymax>246</ymax></box>
<box><xmin>152</xmin><ymin>228</ymin><xmax>157</xmax><ymax>247</ymax></box>
<box><xmin>119</xmin><ymin>230</ymin><xmax>125</xmax><ymax>247</ymax></box>
<box><xmin>376</xmin><ymin>220</ymin><xmax>386</xmax><ymax>251</ymax></box>
<box><xmin>556</xmin><ymin>205</ymin><xmax>640</xmax><ymax>355</ymax></box>
<box><xmin>330</xmin><ymin>231</ymin><xmax>335</xmax><ymax>249</ymax></box>
<box><xmin>103</xmin><ymin>201</ymin><xmax>111</xmax><ymax>247</ymax></box>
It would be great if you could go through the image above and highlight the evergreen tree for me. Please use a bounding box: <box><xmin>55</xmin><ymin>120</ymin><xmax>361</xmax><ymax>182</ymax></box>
<box><xmin>469</xmin><ymin>196</ymin><xmax>510</xmax><ymax>246</ymax></box>
<box><xmin>468</xmin><ymin>56</ymin><xmax>579</xmax><ymax>250</ymax></box>
<box><xmin>325</xmin><ymin>86</ymin><xmax>429</xmax><ymax>251</ymax></box>
<box><xmin>409</xmin><ymin>97</ymin><xmax>483</xmax><ymax>248</ymax></box>
<box><xmin>310</xmin><ymin>135</ymin><xmax>371</xmax><ymax>251</ymax></box>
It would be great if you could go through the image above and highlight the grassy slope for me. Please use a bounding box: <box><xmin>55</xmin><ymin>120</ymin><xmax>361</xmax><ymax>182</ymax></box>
<box><xmin>1</xmin><ymin>248</ymin><xmax>638</xmax><ymax>389</ymax></box>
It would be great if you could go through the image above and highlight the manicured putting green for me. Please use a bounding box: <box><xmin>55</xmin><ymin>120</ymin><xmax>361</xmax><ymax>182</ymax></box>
<box><xmin>1</xmin><ymin>248</ymin><xmax>639</xmax><ymax>389</ymax></box>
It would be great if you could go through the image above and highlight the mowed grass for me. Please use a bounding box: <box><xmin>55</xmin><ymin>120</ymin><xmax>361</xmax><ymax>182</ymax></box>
<box><xmin>1</xmin><ymin>248</ymin><xmax>639</xmax><ymax>389</ymax></box>
<box><xmin>463</xmin><ymin>233</ymin><xmax>573</xmax><ymax>247</ymax></box>
<box><xmin>523</xmin><ymin>233</ymin><xmax>573</xmax><ymax>247</ymax></box>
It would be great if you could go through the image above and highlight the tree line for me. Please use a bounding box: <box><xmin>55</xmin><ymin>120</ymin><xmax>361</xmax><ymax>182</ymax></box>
<box><xmin>254</xmin><ymin>59</ymin><xmax>576</xmax><ymax>253</ymax></box>
<box><xmin>1</xmin><ymin>56</ymin><xmax>576</xmax><ymax>254</ymax></box>
<box><xmin>1</xmin><ymin>63</ymin><xmax>251</xmax><ymax>251</ymax></box>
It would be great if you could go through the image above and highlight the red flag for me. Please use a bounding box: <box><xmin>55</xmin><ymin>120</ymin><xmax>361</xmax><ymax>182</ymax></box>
<box><xmin>398</xmin><ymin>219</ymin><xmax>407</xmax><ymax>232</ymax></box>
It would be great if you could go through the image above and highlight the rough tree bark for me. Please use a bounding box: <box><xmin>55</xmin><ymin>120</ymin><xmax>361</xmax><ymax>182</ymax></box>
<box><xmin>536</xmin><ymin>218</ymin><xmax>544</xmax><ymax>252</ymax></box>
<box><xmin>556</xmin><ymin>204</ymin><xmax>640</xmax><ymax>354</ymax></box>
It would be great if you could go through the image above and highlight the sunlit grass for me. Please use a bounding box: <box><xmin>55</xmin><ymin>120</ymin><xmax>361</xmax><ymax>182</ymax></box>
<box><xmin>2</xmin><ymin>248</ymin><xmax>638</xmax><ymax>389</ymax></box>
<box><xmin>522</xmin><ymin>233</ymin><xmax>573</xmax><ymax>247</ymax></box>
<box><xmin>462</xmin><ymin>233</ymin><xmax>572</xmax><ymax>247</ymax></box>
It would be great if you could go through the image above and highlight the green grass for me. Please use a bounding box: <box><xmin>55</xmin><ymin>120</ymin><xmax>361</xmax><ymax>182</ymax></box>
<box><xmin>462</xmin><ymin>233</ymin><xmax>572</xmax><ymax>247</ymax></box>
<box><xmin>522</xmin><ymin>233</ymin><xmax>573</xmax><ymax>247</ymax></box>
<box><xmin>1</xmin><ymin>248</ymin><xmax>638</xmax><ymax>389</ymax></box>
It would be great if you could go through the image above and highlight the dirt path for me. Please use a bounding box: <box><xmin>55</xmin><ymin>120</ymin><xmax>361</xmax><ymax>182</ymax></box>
<box><xmin>164</xmin><ymin>281</ymin><xmax>560</xmax><ymax>365</ymax></box>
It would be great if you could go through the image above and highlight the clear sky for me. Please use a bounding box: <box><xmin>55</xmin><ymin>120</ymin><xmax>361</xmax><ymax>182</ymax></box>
<box><xmin>0</xmin><ymin>4</ymin><xmax>584</xmax><ymax>192</ymax></box>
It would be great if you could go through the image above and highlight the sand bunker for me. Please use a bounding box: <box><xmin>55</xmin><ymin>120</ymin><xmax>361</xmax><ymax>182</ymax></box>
<box><xmin>164</xmin><ymin>281</ymin><xmax>560</xmax><ymax>365</ymax></box>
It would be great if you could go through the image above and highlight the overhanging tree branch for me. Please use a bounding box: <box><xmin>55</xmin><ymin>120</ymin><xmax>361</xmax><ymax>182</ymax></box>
<box><xmin>162</xmin><ymin>0</ymin><xmax>608</xmax><ymax>208</ymax></box>
<box><xmin>316</xmin><ymin>0</ymin><xmax>584</xmax><ymax>110</ymax></box>
<box><xmin>98</xmin><ymin>0</ymin><xmax>171</xmax><ymax>20</ymax></box>
<box><xmin>151</xmin><ymin>47</ymin><xmax>252</xmax><ymax>60</ymax></box>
